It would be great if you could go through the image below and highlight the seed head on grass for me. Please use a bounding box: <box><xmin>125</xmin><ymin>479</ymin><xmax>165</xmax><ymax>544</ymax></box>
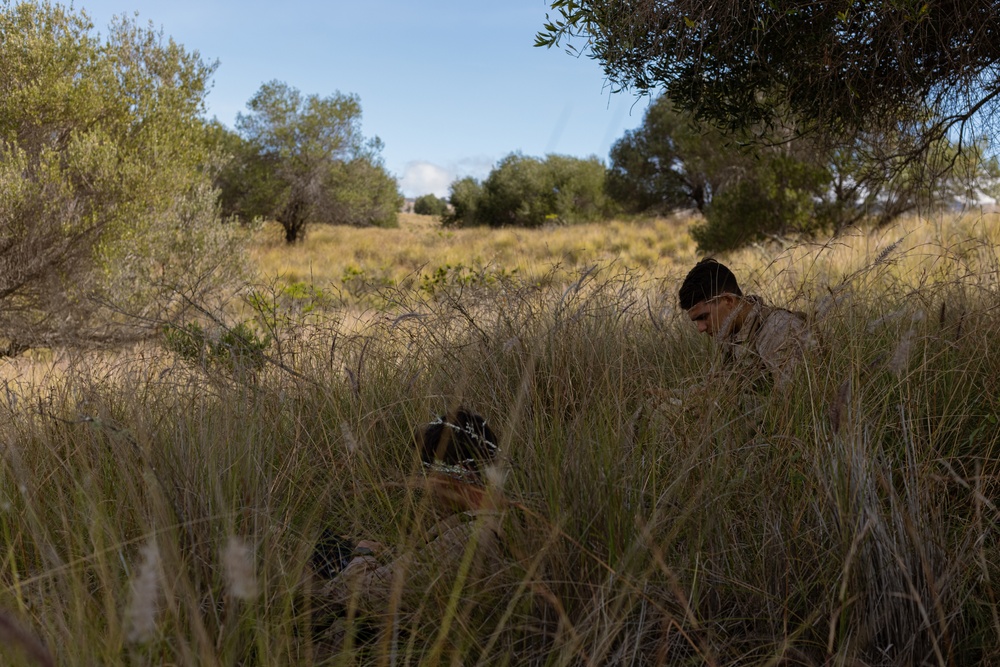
<box><xmin>888</xmin><ymin>312</ymin><xmax>924</xmax><ymax>376</ymax></box>
<box><xmin>222</xmin><ymin>536</ymin><xmax>259</xmax><ymax>601</ymax></box>
<box><xmin>873</xmin><ymin>237</ymin><xmax>904</xmax><ymax>266</ymax></box>
<box><xmin>125</xmin><ymin>539</ymin><xmax>161</xmax><ymax>644</ymax></box>
<box><xmin>341</xmin><ymin>422</ymin><xmax>359</xmax><ymax>454</ymax></box>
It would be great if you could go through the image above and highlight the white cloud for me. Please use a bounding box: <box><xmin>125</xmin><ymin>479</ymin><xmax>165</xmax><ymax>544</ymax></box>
<box><xmin>400</xmin><ymin>157</ymin><xmax>498</xmax><ymax>198</ymax></box>
<box><xmin>400</xmin><ymin>162</ymin><xmax>453</xmax><ymax>198</ymax></box>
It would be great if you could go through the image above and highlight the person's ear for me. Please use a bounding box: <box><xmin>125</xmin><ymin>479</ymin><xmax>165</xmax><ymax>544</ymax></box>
<box><xmin>718</xmin><ymin>293</ymin><xmax>738</xmax><ymax>307</ymax></box>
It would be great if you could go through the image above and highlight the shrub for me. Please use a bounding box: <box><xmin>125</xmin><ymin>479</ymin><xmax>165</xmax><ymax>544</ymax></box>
<box><xmin>0</xmin><ymin>2</ymin><xmax>244</xmax><ymax>355</ymax></box>
<box><xmin>692</xmin><ymin>154</ymin><xmax>833</xmax><ymax>252</ymax></box>
<box><xmin>444</xmin><ymin>177</ymin><xmax>485</xmax><ymax>227</ymax></box>
<box><xmin>163</xmin><ymin>320</ymin><xmax>272</xmax><ymax>378</ymax></box>
<box><xmin>413</xmin><ymin>194</ymin><xmax>450</xmax><ymax>217</ymax></box>
<box><xmin>446</xmin><ymin>153</ymin><xmax>613</xmax><ymax>228</ymax></box>
<box><xmin>328</xmin><ymin>155</ymin><xmax>403</xmax><ymax>228</ymax></box>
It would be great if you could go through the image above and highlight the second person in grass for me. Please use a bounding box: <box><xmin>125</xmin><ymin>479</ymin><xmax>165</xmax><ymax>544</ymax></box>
<box><xmin>679</xmin><ymin>258</ymin><xmax>817</xmax><ymax>389</ymax></box>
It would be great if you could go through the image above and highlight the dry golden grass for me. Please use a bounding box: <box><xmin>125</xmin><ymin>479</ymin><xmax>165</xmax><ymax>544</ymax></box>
<box><xmin>725</xmin><ymin>209</ymin><xmax>1000</xmax><ymax>298</ymax></box>
<box><xmin>3</xmin><ymin>208</ymin><xmax>999</xmax><ymax>666</ymax></box>
<box><xmin>250</xmin><ymin>212</ymin><xmax>701</xmax><ymax>291</ymax></box>
<box><xmin>250</xmin><ymin>209</ymin><xmax>1000</xmax><ymax>308</ymax></box>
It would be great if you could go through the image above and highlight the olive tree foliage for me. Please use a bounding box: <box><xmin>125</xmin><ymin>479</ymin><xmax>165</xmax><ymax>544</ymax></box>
<box><xmin>223</xmin><ymin>81</ymin><xmax>402</xmax><ymax>242</ymax></box>
<box><xmin>537</xmin><ymin>1</ymin><xmax>1000</xmax><ymax>161</ymax></box>
<box><xmin>607</xmin><ymin>97</ymin><xmax>746</xmax><ymax>214</ymax></box>
<box><xmin>608</xmin><ymin>95</ymin><xmax>1000</xmax><ymax>252</ymax></box>
<box><xmin>444</xmin><ymin>177</ymin><xmax>485</xmax><ymax>227</ymax></box>
<box><xmin>413</xmin><ymin>193</ymin><xmax>450</xmax><ymax>216</ymax></box>
<box><xmin>0</xmin><ymin>1</ymin><xmax>244</xmax><ymax>356</ymax></box>
<box><xmin>445</xmin><ymin>153</ymin><xmax>612</xmax><ymax>227</ymax></box>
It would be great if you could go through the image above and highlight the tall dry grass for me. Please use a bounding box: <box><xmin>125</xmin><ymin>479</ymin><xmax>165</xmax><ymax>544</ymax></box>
<box><xmin>0</xmin><ymin>210</ymin><xmax>998</xmax><ymax>665</ymax></box>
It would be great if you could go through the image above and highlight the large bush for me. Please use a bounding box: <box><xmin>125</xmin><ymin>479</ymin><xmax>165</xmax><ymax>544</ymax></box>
<box><xmin>0</xmin><ymin>1</ymin><xmax>244</xmax><ymax>356</ymax></box>
<box><xmin>445</xmin><ymin>153</ymin><xmax>612</xmax><ymax>227</ymax></box>
<box><xmin>692</xmin><ymin>154</ymin><xmax>833</xmax><ymax>252</ymax></box>
<box><xmin>477</xmin><ymin>153</ymin><xmax>549</xmax><ymax>227</ymax></box>
<box><xmin>413</xmin><ymin>193</ymin><xmax>450</xmax><ymax>217</ymax></box>
<box><xmin>443</xmin><ymin>177</ymin><xmax>485</xmax><ymax>227</ymax></box>
<box><xmin>544</xmin><ymin>154</ymin><xmax>613</xmax><ymax>223</ymax></box>
<box><xmin>327</xmin><ymin>153</ymin><xmax>403</xmax><ymax>228</ymax></box>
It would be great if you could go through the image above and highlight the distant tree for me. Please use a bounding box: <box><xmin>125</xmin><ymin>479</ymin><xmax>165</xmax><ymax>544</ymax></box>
<box><xmin>537</xmin><ymin>1</ymin><xmax>1000</xmax><ymax>164</ymax></box>
<box><xmin>0</xmin><ymin>1</ymin><xmax>243</xmax><ymax>356</ymax></box>
<box><xmin>606</xmin><ymin>95</ymin><xmax>1000</xmax><ymax>252</ymax></box>
<box><xmin>229</xmin><ymin>81</ymin><xmax>400</xmax><ymax>242</ymax></box>
<box><xmin>478</xmin><ymin>154</ymin><xmax>549</xmax><ymax>227</ymax></box>
<box><xmin>607</xmin><ymin>97</ymin><xmax>744</xmax><ymax>214</ymax></box>
<box><xmin>444</xmin><ymin>177</ymin><xmax>485</xmax><ymax>227</ymax></box>
<box><xmin>447</xmin><ymin>153</ymin><xmax>611</xmax><ymax>228</ymax></box>
<box><xmin>413</xmin><ymin>193</ymin><xmax>450</xmax><ymax>217</ymax></box>
<box><xmin>544</xmin><ymin>154</ymin><xmax>613</xmax><ymax>223</ymax></box>
<box><xmin>327</xmin><ymin>151</ymin><xmax>403</xmax><ymax>228</ymax></box>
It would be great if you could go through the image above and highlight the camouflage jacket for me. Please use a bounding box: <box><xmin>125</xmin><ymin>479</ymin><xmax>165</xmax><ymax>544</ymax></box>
<box><xmin>721</xmin><ymin>295</ymin><xmax>816</xmax><ymax>388</ymax></box>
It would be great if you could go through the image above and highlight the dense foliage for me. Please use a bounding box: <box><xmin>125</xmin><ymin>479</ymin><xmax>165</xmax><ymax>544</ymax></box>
<box><xmin>413</xmin><ymin>193</ymin><xmax>450</xmax><ymax>216</ymax></box>
<box><xmin>445</xmin><ymin>153</ymin><xmax>613</xmax><ymax>227</ymax></box>
<box><xmin>219</xmin><ymin>81</ymin><xmax>402</xmax><ymax>242</ymax></box>
<box><xmin>537</xmin><ymin>0</ymin><xmax>1000</xmax><ymax>158</ymax></box>
<box><xmin>607</xmin><ymin>98</ymin><xmax>742</xmax><ymax>215</ymax></box>
<box><xmin>0</xmin><ymin>1</ymin><xmax>244</xmax><ymax>356</ymax></box>
<box><xmin>610</xmin><ymin>97</ymin><xmax>1000</xmax><ymax>252</ymax></box>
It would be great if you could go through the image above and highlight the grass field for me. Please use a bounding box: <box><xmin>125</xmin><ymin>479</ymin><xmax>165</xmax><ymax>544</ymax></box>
<box><xmin>1</xmin><ymin>210</ymin><xmax>999</xmax><ymax>666</ymax></box>
<box><xmin>250</xmin><ymin>213</ymin><xmax>699</xmax><ymax>297</ymax></box>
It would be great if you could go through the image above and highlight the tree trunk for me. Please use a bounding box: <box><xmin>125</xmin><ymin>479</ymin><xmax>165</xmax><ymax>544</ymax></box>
<box><xmin>281</xmin><ymin>203</ymin><xmax>307</xmax><ymax>243</ymax></box>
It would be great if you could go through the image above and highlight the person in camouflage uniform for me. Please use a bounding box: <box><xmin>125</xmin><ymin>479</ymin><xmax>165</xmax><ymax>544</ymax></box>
<box><xmin>679</xmin><ymin>258</ymin><xmax>815</xmax><ymax>388</ymax></box>
<box><xmin>308</xmin><ymin>410</ymin><xmax>508</xmax><ymax>633</ymax></box>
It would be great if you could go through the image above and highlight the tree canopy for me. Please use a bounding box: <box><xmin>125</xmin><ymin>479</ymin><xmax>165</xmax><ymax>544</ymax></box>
<box><xmin>224</xmin><ymin>81</ymin><xmax>402</xmax><ymax>242</ymax></box>
<box><xmin>445</xmin><ymin>153</ymin><xmax>612</xmax><ymax>228</ymax></box>
<box><xmin>0</xmin><ymin>1</ymin><xmax>243</xmax><ymax>355</ymax></box>
<box><xmin>608</xmin><ymin>95</ymin><xmax>1000</xmax><ymax>252</ymax></box>
<box><xmin>413</xmin><ymin>193</ymin><xmax>450</xmax><ymax>217</ymax></box>
<box><xmin>537</xmin><ymin>1</ymin><xmax>1000</xmax><ymax>152</ymax></box>
<box><xmin>607</xmin><ymin>97</ymin><xmax>742</xmax><ymax>214</ymax></box>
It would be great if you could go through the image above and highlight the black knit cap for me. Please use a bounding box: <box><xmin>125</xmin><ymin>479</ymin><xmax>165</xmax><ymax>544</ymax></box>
<box><xmin>678</xmin><ymin>258</ymin><xmax>743</xmax><ymax>310</ymax></box>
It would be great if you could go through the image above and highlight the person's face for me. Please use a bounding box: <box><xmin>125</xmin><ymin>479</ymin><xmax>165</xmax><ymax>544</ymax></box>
<box><xmin>686</xmin><ymin>294</ymin><xmax>739</xmax><ymax>336</ymax></box>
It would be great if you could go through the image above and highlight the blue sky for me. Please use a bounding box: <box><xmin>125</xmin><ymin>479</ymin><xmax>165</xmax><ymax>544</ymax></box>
<box><xmin>76</xmin><ymin>0</ymin><xmax>653</xmax><ymax>197</ymax></box>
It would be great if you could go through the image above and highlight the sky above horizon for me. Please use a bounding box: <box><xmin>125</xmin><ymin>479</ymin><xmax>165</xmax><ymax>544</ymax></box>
<box><xmin>76</xmin><ymin>0</ymin><xmax>654</xmax><ymax>198</ymax></box>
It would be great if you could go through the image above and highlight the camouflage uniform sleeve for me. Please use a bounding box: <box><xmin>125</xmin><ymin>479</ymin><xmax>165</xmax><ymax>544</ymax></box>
<box><xmin>754</xmin><ymin>310</ymin><xmax>816</xmax><ymax>388</ymax></box>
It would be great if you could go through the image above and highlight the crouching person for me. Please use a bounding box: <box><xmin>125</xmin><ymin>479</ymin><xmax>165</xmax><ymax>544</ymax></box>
<box><xmin>308</xmin><ymin>409</ymin><xmax>511</xmax><ymax>644</ymax></box>
<box><xmin>678</xmin><ymin>258</ymin><xmax>817</xmax><ymax>389</ymax></box>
